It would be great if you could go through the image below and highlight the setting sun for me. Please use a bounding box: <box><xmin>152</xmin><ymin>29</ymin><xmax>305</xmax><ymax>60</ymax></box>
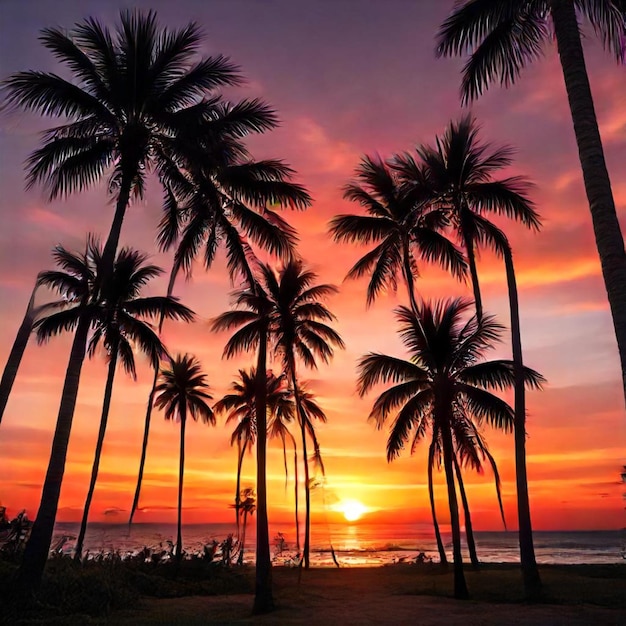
<box><xmin>339</xmin><ymin>500</ymin><xmax>367</xmax><ymax>522</ymax></box>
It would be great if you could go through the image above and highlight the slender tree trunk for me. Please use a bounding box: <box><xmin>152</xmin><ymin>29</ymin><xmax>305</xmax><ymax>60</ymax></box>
<box><xmin>239</xmin><ymin>510</ymin><xmax>248</xmax><ymax>566</ymax></box>
<box><xmin>74</xmin><ymin>346</ymin><xmax>119</xmax><ymax>561</ymax></box>
<box><xmin>176</xmin><ymin>405</ymin><xmax>187</xmax><ymax>565</ymax></box>
<box><xmin>101</xmin><ymin>172</ymin><xmax>133</xmax><ymax>277</ymax></box>
<box><xmin>0</xmin><ymin>279</ymin><xmax>40</xmax><ymax>424</ymax></box>
<box><xmin>129</xmin><ymin>366</ymin><xmax>159</xmax><ymax>526</ymax></box>
<box><xmin>453</xmin><ymin>456</ymin><xmax>479</xmax><ymax>569</ymax></box>
<box><xmin>427</xmin><ymin>444</ymin><xmax>448</xmax><ymax>565</ymax></box>
<box><xmin>463</xmin><ymin>230</ymin><xmax>483</xmax><ymax>322</ymax></box>
<box><xmin>16</xmin><ymin>311</ymin><xmax>90</xmax><ymax>597</ymax></box>
<box><xmin>551</xmin><ymin>0</ymin><xmax>626</xmax><ymax>405</ymax></box>
<box><xmin>129</xmin><ymin>265</ymin><xmax>177</xmax><ymax>526</ymax></box>
<box><xmin>438</xmin><ymin>398</ymin><xmax>468</xmax><ymax>600</ymax></box>
<box><xmin>235</xmin><ymin>443</ymin><xmax>245</xmax><ymax>541</ymax></box>
<box><xmin>290</xmin><ymin>366</ymin><xmax>311</xmax><ymax>569</ymax></box>
<box><xmin>290</xmin><ymin>433</ymin><xmax>301</xmax><ymax>553</ymax></box>
<box><xmin>402</xmin><ymin>238</ymin><xmax>420</xmax><ymax>314</ymax></box>
<box><xmin>504</xmin><ymin>246</ymin><xmax>541</xmax><ymax>597</ymax></box>
<box><xmin>253</xmin><ymin>328</ymin><xmax>274</xmax><ymax>614</ymax></box>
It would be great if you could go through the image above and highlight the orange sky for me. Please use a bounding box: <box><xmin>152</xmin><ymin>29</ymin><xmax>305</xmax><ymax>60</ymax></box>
<box><xmin>0</xmin><ymin>0</ymin><xmax>624</xmax><ymax>532</ymax></box>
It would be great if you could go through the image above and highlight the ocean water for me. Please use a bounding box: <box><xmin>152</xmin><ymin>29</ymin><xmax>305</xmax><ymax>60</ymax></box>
<box><xmin>50</xmin><ymin>522</ymin><xmax>625</xmax><ymax>566</ymax></box>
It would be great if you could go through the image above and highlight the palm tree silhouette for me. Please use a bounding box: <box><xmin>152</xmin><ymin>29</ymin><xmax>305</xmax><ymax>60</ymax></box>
<box><xmin>215</xmin><ymin>368</ymin><xmax>293</xmax><ymax>551</ymax></box>
<box><xmin>60</xmin><ymin>249</ymin><xmax>193</xmax><ymax>561</ymax></box>
<box><xmin>258</xmin><ymin>260</ymin><xmax>343</xmax><ymax>569</ymax></box>
<box><xmin>232</xmin><ymin>488</ymin><xmax>257</xmax><ymax>565</ymax></box>
<box><xmin>330</xmin><ymin>155</ymin><xmax>466</xmax><ymax>564</ymax></box>
<box><xmin>129</xmin><ymin>153</ymin><xmax>310</xmax><ymax>526</ymax></box>
<box><xmin>211</xmin><ymin>282</ymin><xmax>275</xmax><ymax>613</ymax></box>
<box><xmin>330</xmin><ymin>155</ymin><xmax>465</xmax><ymax>311</ymax></box>
<box><xmin>357</xmin><ymin>298</ymin><xmax>544</xmax><ymax>599</ymax></box>
<box><xmin>154</xmin><ymin>354</ymin><xmax>215</xmax><ymax>564</ymax></box>
<box><xmin>414</xmin><ymin>117</ymin><xmax>543</xmax><ymax>590</ymax></box>
<box><xmin>436</xmin><ymin>0</ymin><xmax>626</xmax><ymax>411</ymax></box>
<box><xmin>15</xmin><ymin>239</ymin><xmax>99</xmax><ymax>594</ymax></box>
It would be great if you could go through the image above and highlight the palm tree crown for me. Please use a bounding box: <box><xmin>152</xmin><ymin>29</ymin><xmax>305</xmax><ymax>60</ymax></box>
<box><xmin>435</xmin><ymin>1</ymin><xmax>624</xmax><ymax>104</ymax></box>
<box><xmin>330</xmin><ymin>155</ymin><xmax>466</xmax><ymax>308</ymax></box>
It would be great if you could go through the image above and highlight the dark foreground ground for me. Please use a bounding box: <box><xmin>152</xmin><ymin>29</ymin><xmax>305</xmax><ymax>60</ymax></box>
<box><xmin>4</xmin><ymin>562</ymin><xmax>626</xmax><ymax>625</ymax></box>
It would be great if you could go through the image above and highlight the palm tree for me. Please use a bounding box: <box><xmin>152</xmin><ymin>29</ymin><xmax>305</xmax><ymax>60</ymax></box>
<box><xmin>415</xmin><ymin>117</ymin><xmax>543</xmax><ymax>593</ymax></box>
<box><xmin>129</xmin><ymin>154</ymin><xmax>310</xmax><ymax>526</ymax></box>
<box><xmin>67</xmin><ymin>249</ymin><xmax>194</xmax><ymax>561</ymax></box>
<box><xmin>3</xmin><ymin>10</ymin><xmax>249</xmax><ymax>275</ymax></box>
<box><xmin>214</xmin><ymin>369</ymin><xmax>293</xmax><ymax>549</ymax></box>
<box><xmin>257</xmin><ymin>260</ymin><xmax>344</xmax><ymax>569</ymax></box>
<box><xmin>330</xmin><ymin>155</ymin><xmax>466</xmax><ymax>564</ymax></box>
<box><xmin>211</xmin><ymin>283</ymin><xmax>275</xmax><ymax>613</ymax></box>
<box><xmin>15</xmin><ymin>239</ymin><xmax>99</xmax><ymax>596</ymax></box>
<box><xmin>330</xmin><ymin>155</ymin><xmax>466</xmax><ymax>312</ymax></box>
<box><xmin>154</xmin><ymin>354</ymin><xmax>215</xmax><ymax>564</ymax></box>
<box><xmin>436</xmin><ymin>0</ymin><xmax>626</xmax><ymax>406</ymax></box>
<box><xmin>357</xmin><ymin>299</ymin><xmax>544</xmax><ymax>599</ymax></box>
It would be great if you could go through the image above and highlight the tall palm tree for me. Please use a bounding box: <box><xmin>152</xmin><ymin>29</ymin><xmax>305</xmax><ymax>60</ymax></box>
<box><xmin>154</xmin><ymin>354</ymin><xmax>215</xmax><ymax>564</ymax></box>
<box><xmin>415</xmin><ymin>117</ymin><xmax>543</xmax><ymax>593</ymax></box>
<box><xmin>129</xmin><ymin>154</ymin><xmax>310</xmax><ymax>526</ymax></box>
<box><xmin>330</xmin><ymin>155</ymin><xmax>466</xmax><ymax>311</ymax></box>
<box><xmin>214</xmin><ymin>369</ymin><xmax>293</xmax><ymax>549</ymax></box>
<box><xmin>15</xmin><ymin>239</ymin><xmax>99</xmax><ymax>596</ymax></box>
<box><xmin>258</xmin><ymin>261</ymin><xmax>344</xmax><ymax>569</ymax></box>
<box><xmin>357</xmin><ymin>299</ymin><xmax>544</xmax><ymax>599</ymax></box>
<box><xmin>211</xmin><ymin>283</ymin><xmax>275</xmax><ymax>613</ymax></box>
<box><xmin>330</xmin><ymin>155</ymin><xmax>466</xmax><ymax>564</ymax></box>
<box><xmin>66</xmin><ymin>250</ymin><xmax>194</xmax><ymax>561</ymax></box>
<box><xmin>436</xmin><ymin>0</ymin><xmax>626</xmax><ymax>406</ymax></box>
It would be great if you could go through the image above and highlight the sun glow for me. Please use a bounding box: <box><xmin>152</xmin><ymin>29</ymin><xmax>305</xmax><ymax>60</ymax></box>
<box><xmin>339</xmin><ymin>499</ymin><xmax>367</xmax><ymax>522</ymax></box>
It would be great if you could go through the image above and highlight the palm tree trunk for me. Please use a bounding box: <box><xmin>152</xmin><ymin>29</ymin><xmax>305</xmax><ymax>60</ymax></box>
<box><xmin>453</xmin><ymin>456</ymin><xmax>479</xmax><ymax>569</ymax></box>
<box><xmin>235</xmin><ymin>443</ymin><xmax>245</xmax><ymax>540</ymax></box>
<box><xmin>463</xmin><ymin>230</ymin><xmax>483</xmax><ymax>321</ymax></box>
<box><xmin>0</xmin><ymin>279</ymin><xmax>39</xmax><ymax>425</ymax></box>
<box><xmin>176</xmin><ymin>404</ymin><xmax>186</xmax><ymax>565</ymax></box>
<box><xmin>504</xmin><ymin>245</ymin><xmax>541</xmax><ymax>597</ymax></box>
<box><xmin>428</xmin><ymin>438</ymin><xmax>448</xmax><ymax>565</ymax></box>
<box><xmin>74</xmin><ymin>345</ymin><xmax>119</xmax><ymax>561</ymax></box>
<box><xmin>129</xmin><ymin>265</ymin><xmax>177</xmax><ymax>526</ymax></box>
<box><xmin>442</xmin><ymin>427</ymin><xmax>469</xmax><ymax>600</ymax></box>
<box><xmin>550</xmin><ymin>0</ymin><xmax>626</xmax><ymax>405</ymax></box>
<box><xmin>402</xmin><ymin>238</ymin><xmax>420</xmax><ymax>314</ymax></box>
<box><xmin>253</xmin><ymin>327</ymin><xmax>274</xmax><ymax>614</ymax></box>
<box><xmin>290</xmin><ymin>366</ymin><xmax>311</xmax><ymax>569</ymax></box>
<box><xmin>438</xmin><ymin>399</ymin><xmax>468</xmax><ymax>600</ymax></box>
<box><xmin>239</xmin><ymin>510</ymin><xmax>248</xmax><ymax>566</ymax></box>
<box><xmin>290</xmin><ymin>432</ymin><xmax>301</xmax><ymax>553</ymax></box>
<box><xmin>101</xmin><ymin>171</ymin><xmax>133</xmax><ymax>276</ymax></box>
<box><xmin>16</xmin><ymin>310</ymin><xmax>90</xmax><ymax>597</ymax></box>
<box><xmin>129</xmin><ymin>366</ymin><xmax>159</xmax><ymax>526</ymax></box>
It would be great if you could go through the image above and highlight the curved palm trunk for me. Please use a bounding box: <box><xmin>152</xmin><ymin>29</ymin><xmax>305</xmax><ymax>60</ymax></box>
<box><xmin>504</xmin><ymin>246</ymin><xmax>541</xmax><ymax>596</ymax></box>
<box><xmin>101</xmin><ymin>171</ymin><xmax>133</xmax><ymax>277</ymax></box>
<box><xmin>238</xmin><ymin>509</ymin><xmax>248</xmax><ymax>566</ymax></box>
<box><xmin>402</xmin><ymin>238</ymin><xmax>420</xmax><ymax>314</ymax></box>
<box><xmin>462</xmin><ymin>228</ymin><xmax>483</xmax><ymax>321</ymax></box>
<box><xmin>176</xmin><ymin>404</ymin><xmax>187</xmax><ymax>565</ymax></box>
<box><xmin>287</xmin><ymin>431</ymin><xmax>301</xmax><ymax>553</ymax></box>
<box><xmin>290</xmin><ymin>366</ymin><xmax>311</xmax><ymax>569</ymax></box>
<box><xmin>453</xmin><ymin>456</ymin><xmax>479</xmax><ymax>569</ymax></box>
<box><xmin>438</xmin><ymin>398</ymin><xmax>468</xmax><ymax>600</ymax></box>
<box><xmin>16</xmin><ymin>311</ymin><xmax>90</xmax><ymax>597</ymax></box>
<box><xmin>550</xmin><ymin>0</ymin><xmax>626</xmax><ymax>405</ymax></box>
<box><xmin>253</xmin><ymin>327</ymin><xmax>274</xmax><ymax>614</ymax></box>
<box><xmin>427</xmin><ymin>441</ymin><xmax>447</xmax><ymax>565</ymax></box>
<box><xmin>74</xmin><ymin>346</ymin><xmax>119</xmax><ymax>561</ymax></box>
<box><xmin>0</xmin><ymin>279</ymin><xmax>39</xmax><ymax>425</ymax></box>
<box><xmin>129</xmin><ymin>265</ymin><xmax>178</xmax><ymax>526</ymax></box>
<box><xmin>235</xmin><ymin>443</ymin><xmax>246</xmax><ymax>541</ymax></box>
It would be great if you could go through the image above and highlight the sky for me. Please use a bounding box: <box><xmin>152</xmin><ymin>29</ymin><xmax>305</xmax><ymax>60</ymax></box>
<box><xmin>0</xmin><ymin>0</ymin><xmax>624</xmax><ymax>534</ymax></box>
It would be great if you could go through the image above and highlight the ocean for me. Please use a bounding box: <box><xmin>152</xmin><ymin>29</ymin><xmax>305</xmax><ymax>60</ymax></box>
<box><xmin>51</xmin><ymin>522</ymin><xmax>625</xmax><ymax>566</ymax></box>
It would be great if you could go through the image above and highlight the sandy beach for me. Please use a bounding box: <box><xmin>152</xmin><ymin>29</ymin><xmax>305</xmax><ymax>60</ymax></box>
<box><xmin>108</xmin><ymin>565</ymin><xmax>626</xmax><ymax>625</ymax></box>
